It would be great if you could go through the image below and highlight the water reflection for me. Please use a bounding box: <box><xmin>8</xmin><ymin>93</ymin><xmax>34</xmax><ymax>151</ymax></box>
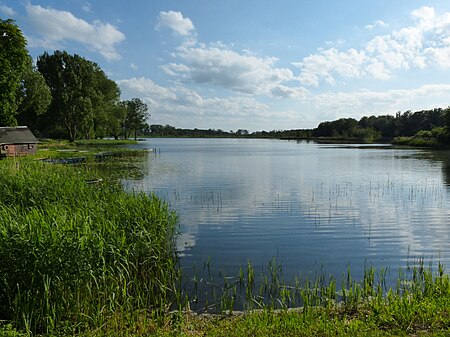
<box><xmin>125</xmin><ymin>139</ymin><xmax>450</xmax><ymax>283</ymax></box>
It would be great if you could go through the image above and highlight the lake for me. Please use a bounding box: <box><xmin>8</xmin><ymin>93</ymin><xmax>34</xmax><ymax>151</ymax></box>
<box><xmin>126</xmin><ymin>138</ymin><xmax>450</xmax><ymax>295</ymax></box>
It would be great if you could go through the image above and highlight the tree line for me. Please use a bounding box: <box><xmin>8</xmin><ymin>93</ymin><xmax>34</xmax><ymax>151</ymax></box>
<box><xmin>147</xmin><ymin>108</ymin><xmax>450</xmax><ymax>145</ymax></box>
<box><xmin>0</xmin><ymin>19</ymin><xmax>148</xmax><ymax>141</ymax></box>
<box><xmin>312</xmin><ymin>108</ymin><xmax>450</xmax><ymax>145</ymax></box>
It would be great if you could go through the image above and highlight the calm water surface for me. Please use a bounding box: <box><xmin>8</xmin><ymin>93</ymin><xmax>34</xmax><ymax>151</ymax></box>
<box><xmin>127</xmin><ymin>138</ymin><xmax>450</xmax><ymax>282</ymax></box>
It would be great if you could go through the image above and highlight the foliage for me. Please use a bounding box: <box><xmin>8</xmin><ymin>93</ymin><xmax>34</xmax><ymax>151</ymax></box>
<box><xmin>37</xmin><ymin>51</ymin><xmax>95</xmax><ymax>141</ymax></box>
<box><xmin>392</xmin><ymin>126</ymin><xmax>449</xmax><ymax>147</ymax></box>
<box><xmin>36</xmin><ymin>51</ymin><xmax>121</xmax><ymax>141</ymax></box>
<box><xmin>0</xmin><ymin>160</ymin><xmax>179</xmax><ymax>335</ymax></box>
<box><xmin>89</xmin><ymin>71</ymin><xmax>122</xmax><ymax>139</ymax></box>
<box><xmin>15</xmin><ymin>57</ymin><xmax>52</xmax><ymax>133</ymax></box>
<box><xmin>312</xmin><ymin>108</ymin><xmax>450</xmax><ymax>144</ymax></box>
<box><xmin>122</xmin><ymin>98</ymin><xmax>149</xmax><ymax>140</ymax></box>
<box><xmin>0</xmin><ymin>19</ymin><xmax>28</xmax><ymax>126</ymax></box>
<box><xmin>146</xmin><ymin>124</ymin><xmax>313</xmax><ymax>139</ymax></box>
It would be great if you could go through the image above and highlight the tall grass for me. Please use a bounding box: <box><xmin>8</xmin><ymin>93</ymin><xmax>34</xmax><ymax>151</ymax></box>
<box><xmin>0</xmin><ymin>160</ymin><xmax>178</xmax><ymax>334</ymax></box>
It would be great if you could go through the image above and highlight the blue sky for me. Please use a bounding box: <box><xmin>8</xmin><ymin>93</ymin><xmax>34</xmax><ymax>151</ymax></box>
<box><xmin>2</xmin><ymin>1</ymin><xmax>450</xmax><ymax>131</ymax></box>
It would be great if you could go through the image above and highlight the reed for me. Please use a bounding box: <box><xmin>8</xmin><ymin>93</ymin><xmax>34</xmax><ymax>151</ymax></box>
<box><xmin>0</xmin><ymin>160</ymin><xmax>179</xmax><ymax>334</ymax></box>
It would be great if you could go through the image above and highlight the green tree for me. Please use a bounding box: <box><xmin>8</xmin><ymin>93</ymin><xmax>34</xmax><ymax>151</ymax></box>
<box><xmin>0</xmin><ymin>19</ymin><xmax>28</xmax><ymax>126</ymax></box>
<box><xmin>107</xmin><ymin>103</ymin><xmax>127</xmax><ymax>140</ymax></box>
<box><xmin>37</xmin><ymin>51</ymin><xmax>118</xmax><ymax>141</ymax></box>
<box><xmin>122</xmin><ymin>98</ymin><xmax>149</xmax><ymax>140</ymax></box>
<box><xmin>16</xmin><ymin>57</ymin><xmax>52</xmax><ymax>133</ymax></box>
<box><xmin>92</xmin><ymin>73</ymin><xmax>121</xmax><ymax>138</ymax></box>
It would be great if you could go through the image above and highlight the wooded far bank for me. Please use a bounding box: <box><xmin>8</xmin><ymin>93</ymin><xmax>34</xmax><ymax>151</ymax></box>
<box><xmin>147</xmin><ymin>107</ymin><xmax>450</xmax><ymax>147</ymax></box>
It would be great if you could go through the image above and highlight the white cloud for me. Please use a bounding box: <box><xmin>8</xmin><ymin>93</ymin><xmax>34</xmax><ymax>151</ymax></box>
<box><xmin>156</xmin><ymin>11</ymin><xmax>194</xmax><ymax>36</ymax></box>
<box><xmin>118</xmin><ymin>76</ymin><xmax>450</xmax><ymax>130</ymax></box>
<box><xmin>25</xmin><ymin>4</ymin><xmax>125</xmax><ymax>61</ymax></box>
<box><xmin>82</xmin><ymin>2</ymin><xmax>92</xmax><ymax>13</ymax></box>
<box><xmin>294</xmin><ymin>48</ymin><xmax>367</xmax><ymax>86</ymax></box>
<box><xmin>271</xmin><ymin>85</ymin><xmax>309</xmax><ymax>99</ymax></box>
<box><xmin>154</xmin><ymin>11</ymin><xmax>299</xmax><ymax>96</ymax></box>
<box><xmin>365</xmin><ymin>27</ymin><xmax>425</xmax><ymax>71</ymax></box>
<box><xmin>309</xmin><ymin>84</ymin><xmax>450</xmax><ymax>120</ymax></box>
<box><xmin>117</xmin><ymin>77</ymin><xmax>177</xmax><ymax>103</ymax></box>
<box><xmin>425</xmin><ymin>46</ymin><xmax>450</xmax><ymax>68</ymax></box>
<box><xmin>295</xmin><ymin>6</ymin><xmax>450</xmax><ymax>86</ymax></box>
<box><xmin>365</xmin><ymin>20</ymin><xmax>389</xmax><ymax>30</ymax></box>
<box><xmin>160</xmin><ymin>62</ymin><xmax>190</xmax><ymax>76</ymax></box>
<box><xmin>117</xmin><ymin>76</ymin><xmax>272</xmax><ymax>129</ymax></box>
<box><xmin>411</xmin><ymin>6</ymin><xmax>436</xmax><ymax>31</ymax></box>
<box><xmin>164</xmin><ymin>43</ymin><xmax>295</xmax><ymax>95</ymax></box>
<box><xmin>0</xmin><ymin>5</ymin><xmax>15</xmax><ymax>16</ymax></box>
<box><xmin>130</xmin><ymin>63</ymin><xmax>138</xmax><ymax>70</ymax></box>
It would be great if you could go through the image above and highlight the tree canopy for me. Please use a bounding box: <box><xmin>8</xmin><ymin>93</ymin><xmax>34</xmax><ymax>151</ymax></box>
<box><xmin>122</xmin><ymin>98</ymin><xmax>149</xmax><ymax>140</ymax></box>
<box><xmin>36</xmin><ymin>51</ymin><xmax>123</xmax><ymax>141</ymax></box>
<box><xmin>16</xmin><ymin>56</ymin><xmax>52</xmax><ymax>132</ymax></box>
<box><xmin>0</xmin><ymin>19</ymin><xmax>29</xmax><ymax>126</ymax></box>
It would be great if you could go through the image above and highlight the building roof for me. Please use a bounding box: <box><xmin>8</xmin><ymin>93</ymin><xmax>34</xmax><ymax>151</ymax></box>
<box><xmin>0</xmin><ymin>127</ymin><xmax>38</xmax><ymax>145</ymax></box>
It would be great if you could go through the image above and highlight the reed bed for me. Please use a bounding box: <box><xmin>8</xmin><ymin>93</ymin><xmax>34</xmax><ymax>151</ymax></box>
<box><xmin>141</xmin><ymin>261</ymin><xmax>449</xmax><ymax>336</ymax></box>
<box><xmin>0</xmin><ymin>160</ymin><xmax>178</xmax><ymax>335</ymax></box>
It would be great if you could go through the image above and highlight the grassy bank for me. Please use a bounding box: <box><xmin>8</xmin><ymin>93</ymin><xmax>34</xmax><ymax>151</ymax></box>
<box><xmin>0</xmin><ymin>159</ymin><xmax>179</xmax><ymax>335</ymax></box>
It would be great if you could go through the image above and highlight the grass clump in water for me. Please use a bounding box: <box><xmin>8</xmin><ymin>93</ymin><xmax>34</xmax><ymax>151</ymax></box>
<box><xmin>0</xmin><ymin>160</ymin><xmax>178</xmax><ymax>335</ymax></box>
<box><xmin>147</xmin><ymin>262</ymin><xmax>450</xmax><ymax>337</ymax></box>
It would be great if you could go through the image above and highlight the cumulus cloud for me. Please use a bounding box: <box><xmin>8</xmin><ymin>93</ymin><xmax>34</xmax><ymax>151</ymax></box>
<box><xmin>25</xmin><ymin>4</ymin><xmax>125</xmax><ymax>61</ymax></box>
<box><xmin>271</xmin><ymin>85</ymin><xmax>309</xmax><ymax>99</ymax></box>
<box><xmin>365</xmin><ymin>20</ymin><xmax>389</xmax><ymax>30</ymax></box>
<box><xmin>309</xmin><ymin>84</ymin><xmax>450</xmax><ymax>120</ymax></box>
<box><xmin>0</xmin><ymin>5</ymin><xmax>15</xmax><ymax>16</ymax></box>
<box><xmin>411</xmin><ymin>6</ymin><xmax>437</xmax><ymax>31</ymax></box>
<box><xmin>117</xmin><ymin>76</ymin><xmax>272</xmax><ymax>129</ymax></box>
<box><xmin>117</xmin><ymin>77</ymin><xmax>177</xmax><ymax>103</ymax></box>
<box><xmin>294</xmin><ymin>48</ymin><xmax>367</xmax><ymax>86</ymax></box>
<box><xmin>295</xmin><ymin>6</ymin><xmax>450</xmax><ymax>86</ymax></box>
<box><xmin>154</xmin><ymin>10</ymin><xmax>298</xmax><ymax>96</ymax></box>
<box><xmin>156</xmin><ymin>10</ymin><xmax>194</xmax><ymax>36</ymax></box>
<box><xmin>163</xmin><ymin>43</ymin><xmax>296</xmax><ymax>95</ymax></box>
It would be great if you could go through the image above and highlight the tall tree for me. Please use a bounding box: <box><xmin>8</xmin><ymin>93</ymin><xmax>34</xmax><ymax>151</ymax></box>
<box><xmin>37</xmin><ymin>51</ymin><xmax>115</xmax><ymax>141</ymax></box>
<box><xmin>91</xmin><ymin>72</ymin><xmax>121</xmax><ymax>139</ymax></box>
<box><xmin>122</xmin><ymin>98</ymin><xmax>149</xmax><ymax>140</ymax></box>
<box><xmin>0</xmin><ymin>19</ymin><xmax>28</xmax><ymax>126</ymax></box>
<box><xmin>107</xmin><ymin>103</ymin><xmax>127</xmax><ymax>140</ymax></box>
<box><xmin>16</xmin><ymin>56</ymin><xmax>52</xmax><ymax>133</ymax></box>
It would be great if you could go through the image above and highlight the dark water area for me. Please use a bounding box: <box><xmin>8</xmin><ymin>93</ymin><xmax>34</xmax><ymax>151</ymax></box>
<box><xmin>125</xmin><ymin>138</ymin><xmax>450</xmax><ymax>303</ymax></box>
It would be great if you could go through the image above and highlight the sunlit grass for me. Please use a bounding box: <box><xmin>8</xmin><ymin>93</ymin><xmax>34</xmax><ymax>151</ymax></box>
<box><xmin>0</xmin><ymin>160</ymin><xmax>178</xmax><ymax>335</ymax></box>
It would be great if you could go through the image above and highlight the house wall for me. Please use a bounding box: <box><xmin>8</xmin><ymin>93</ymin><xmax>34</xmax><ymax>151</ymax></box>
<box><xmin>0</xmin><ymin>143</ymin><xmax>37</xmax><ymax>157</ymax></box>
